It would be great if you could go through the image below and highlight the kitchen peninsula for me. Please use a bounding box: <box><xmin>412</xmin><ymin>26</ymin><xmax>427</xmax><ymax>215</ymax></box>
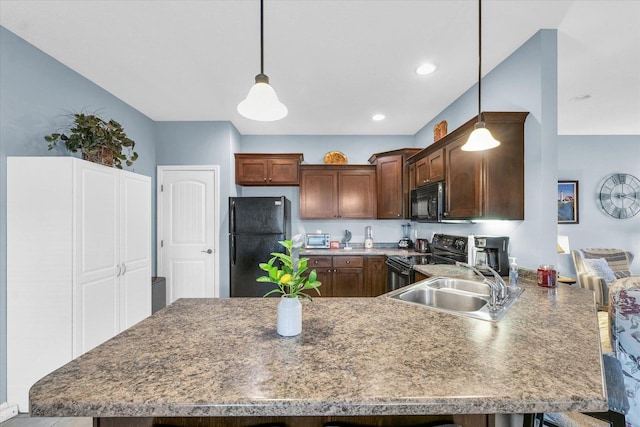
<box><xmin>29</xmin><ymin>272</ymin><xmax>606</xmax><ymax>427</ymax></box>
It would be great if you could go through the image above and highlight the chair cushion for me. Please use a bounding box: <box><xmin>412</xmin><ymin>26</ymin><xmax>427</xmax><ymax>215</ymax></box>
<box><xmin>582</xmin><ymin>249</ymin><xmax>632</xmax><ymax>274</ymax></box>
<box><xmin>584</xmin><ymin>258</ymin><xmax>617</xmax><ymax>283</ymax></box>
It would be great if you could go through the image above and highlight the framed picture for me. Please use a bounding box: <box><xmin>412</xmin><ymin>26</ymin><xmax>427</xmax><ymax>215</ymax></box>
<box><xmin>558</xmin><ymin>180</ymin><xmax>579</xmax><ymax>224</ymax></box>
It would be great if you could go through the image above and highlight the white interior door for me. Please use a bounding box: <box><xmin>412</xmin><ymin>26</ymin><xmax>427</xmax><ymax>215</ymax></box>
<box><xmin>158</xmin><ymin>166</ymin><xmax>218</xmax><ymax>302</ymax></box>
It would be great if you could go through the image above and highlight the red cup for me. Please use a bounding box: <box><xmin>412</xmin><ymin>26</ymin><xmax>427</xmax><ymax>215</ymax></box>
<box><xmin>537</xmin><ymin>265</ymin><xmax>557</xmax><ymax>288</ymax></box>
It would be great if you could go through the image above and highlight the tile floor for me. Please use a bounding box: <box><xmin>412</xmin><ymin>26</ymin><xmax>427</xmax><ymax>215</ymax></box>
<box><xmin>0</xmin><ymin>414</ymin><xmax>91</xmax><ymax>427</ymax></box>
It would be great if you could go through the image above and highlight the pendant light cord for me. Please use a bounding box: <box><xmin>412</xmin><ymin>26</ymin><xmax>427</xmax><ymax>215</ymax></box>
<box><xmin>260</xmin><ymin>0</ymin><xmax>264</xmax><ymax>75</ymax></box>
<box><xmin>477</xmin><ymin>0</ymin><xmax>483</xmax><ymax>123</ymax></box>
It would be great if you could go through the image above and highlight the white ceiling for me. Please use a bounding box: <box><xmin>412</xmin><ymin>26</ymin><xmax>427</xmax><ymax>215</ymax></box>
<box><xmin>1</xmin><ymin>0</ymin><xmax>639</xmax><ymax>136</ymax></box>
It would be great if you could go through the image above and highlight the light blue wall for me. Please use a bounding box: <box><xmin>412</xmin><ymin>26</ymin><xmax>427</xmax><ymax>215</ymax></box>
<box><xmin>557</xmin><ymin>135</ymin><xmax>640</xmax><ymax>276</ymax></box>
<box><xmin>241</xmin><ymin>135</ymin><xmax>414</xmax><ymax>165</ymax></box>
<box><xmin>155</xmin><ymin>121</ymin><xmax>238</xmax><ymax>298</ymax></box>
<box><xmin>411</xmin><ymin>30</ymin><xmax>559</xmax><ymax>271</ymax></box>
<box><xmin>0</xmin><ymin>26</ymin><xmax>157</xmax><ymax>404</ymax></box>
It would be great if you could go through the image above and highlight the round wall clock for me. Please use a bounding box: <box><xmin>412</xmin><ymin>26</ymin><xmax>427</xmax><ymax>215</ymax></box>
<box><xmin>599</xmin><ymin>173</ymin><xmax>640</xmax><ymax>219</ymax></box>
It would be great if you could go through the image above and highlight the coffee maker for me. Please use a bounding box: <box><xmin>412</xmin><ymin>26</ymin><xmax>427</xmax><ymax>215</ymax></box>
<box><xmin>469</xmin><ymin>235</ymin><xmax>509</xmax><ymax>275</ymax></box>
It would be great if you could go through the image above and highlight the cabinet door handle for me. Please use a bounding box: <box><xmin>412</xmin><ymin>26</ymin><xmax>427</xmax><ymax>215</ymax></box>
<box><xmin>201</xmin><ymin>249</ymin><xmax>213</xmax><ymax>254</ymax></box>
<box><xmin>263</xmin><ymin>177</ymin><xmax>267</xmax><ymax>182</ymax></box>
<box><xmin>116</xmin><ymin>265</ymin><xmax>122</xmax><ymax>277</ymax></box>
<box><xmin>346</xmin><ymin>260</ymin><xmax>350</xmax><ymax>264</ymax></box>
<box><xmin>122</xmin><ymin>264</ymin><xmax>127</xmax><ymax>275</ymax></box>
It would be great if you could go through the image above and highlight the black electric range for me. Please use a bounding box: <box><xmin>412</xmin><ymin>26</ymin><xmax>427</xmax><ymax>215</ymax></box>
<box><xmin>385</xmin><ymin>234</ymin><xmax>469</xmax><ymax>291</ymax></box>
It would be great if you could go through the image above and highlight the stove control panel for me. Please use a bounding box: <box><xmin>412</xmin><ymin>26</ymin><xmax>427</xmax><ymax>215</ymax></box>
<box><xmin>431</xmin><ymin>234</ymin><xmax>468</xmax><ymax>255</ymax></box>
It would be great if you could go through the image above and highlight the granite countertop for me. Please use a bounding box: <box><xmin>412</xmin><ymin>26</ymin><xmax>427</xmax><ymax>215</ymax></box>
<box><xmin>30</xmin><ymin>273</ymin><xmax>606</xmax><ymax>418</ymax></box>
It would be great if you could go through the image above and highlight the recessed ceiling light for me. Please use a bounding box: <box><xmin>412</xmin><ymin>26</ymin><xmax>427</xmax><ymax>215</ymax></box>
<box><xmin>416</xmin><ymin>63</ymin><xmax>437</xmax><ymax>75</ymax></box>
<box><xmin>570</xmin><ymin>94</ymin><xmax>592</xmax><ymax>102</ymax></box>
<box><xmin>372</xmin><ymin>114</ymin><xmax>386</xmax><ymax>121</ymax></box>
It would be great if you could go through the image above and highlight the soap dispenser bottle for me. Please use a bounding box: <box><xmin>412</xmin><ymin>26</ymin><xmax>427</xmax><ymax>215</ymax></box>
<box><xmin>364</xmin><ymin>226</ymin><xmax>373</xmax><ymax>249</ymax></box>
<box><xmin>509</xmin><ymin>257</ymin><xmax>519</xmax><ymax>286</ymax></box>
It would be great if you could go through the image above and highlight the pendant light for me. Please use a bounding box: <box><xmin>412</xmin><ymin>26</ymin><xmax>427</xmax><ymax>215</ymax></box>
<box><xmin>237</xmin><ymin>0</ymin><xmax>288</xmax><ymax>121</ymax></box>
<box><xmin>461</xmin><ymin>0</ymin><xmax>500</xmax><ymax>151</ymax></box>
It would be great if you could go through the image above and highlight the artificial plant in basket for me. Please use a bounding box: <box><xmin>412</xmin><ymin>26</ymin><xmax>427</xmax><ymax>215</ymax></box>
<box><xmin>44</xmin><ymin>112</ymin><xmax>138</xmax><ymax>169</ymax></box>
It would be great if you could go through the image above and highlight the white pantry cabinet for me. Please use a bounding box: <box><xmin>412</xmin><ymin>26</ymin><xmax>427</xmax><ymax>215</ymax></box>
<box><xmin>7</xmin><ymin>157</ymin><xmax>151</xmax><ymax>411</ymax></box>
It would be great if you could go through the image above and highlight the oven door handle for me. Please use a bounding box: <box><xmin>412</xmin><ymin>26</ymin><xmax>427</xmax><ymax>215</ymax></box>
<box><xmin>385</xmin><ymin>260</ymin><xmax>411</xmax><ymax>276</ymax></box>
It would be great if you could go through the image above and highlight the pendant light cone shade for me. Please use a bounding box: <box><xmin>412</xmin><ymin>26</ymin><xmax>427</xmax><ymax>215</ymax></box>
<box><xmin>463</xmin><ymin>122</ymin><xmax>500</xmax><ymax>151</ymax></box>
<box><xmin>237</xmin><ymin>0</ymin><xmax>287</xmax><ymax>122</ymax></box>
<box><xmin>461</xmin><ymin>0</ymin><xmax>500</xmax><ymax>151</ymax></box>
<box><xmin>237</xmin><ymin>74</ymin><xmax>288</xmax><ymax>121</ymax></box>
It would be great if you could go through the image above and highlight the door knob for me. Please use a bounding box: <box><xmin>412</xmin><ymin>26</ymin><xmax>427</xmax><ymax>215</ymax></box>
<box><xmin>201</xmin><ymin>249</ymin><xmax>213</xmax><ymax>254</ymax></box>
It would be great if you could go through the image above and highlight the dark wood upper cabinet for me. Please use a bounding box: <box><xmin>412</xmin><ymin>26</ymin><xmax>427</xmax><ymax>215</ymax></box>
<box><xmin>408</xmin><ymin>112</ymin><xmax>528</xmax><ymax>221</ymax></box>
<box><xmin>415</xmin><ymin>148</ymin><xmax>445</xmax><ymax>186</ymax></box>
<box><xmin>300</xmin><ymin>165</ymin><xmax>376</xmax><ymax>219</ymax></box>
<box><xmin>368</xmin><ymin>149</ymin><xmax>420</xmax><ymax>219</ymax></box>
<box><xmin>408</xmin><ymin>163</ymin><xmax>417</xmax><ymax>193</ymax></box>
<box><xmin>445</xmin><ymin>139</ymin><xmax>483</xmax><ymax>218</ymax></box>
<box><xmin>444</xmin><ymin>112</ymin><xmax>529</xmax><ymax>220</ymax></box>
<box><xmin>235</xmin><ymin>153</ymin><xmax>303</xmax><ymax>186</ymax></box>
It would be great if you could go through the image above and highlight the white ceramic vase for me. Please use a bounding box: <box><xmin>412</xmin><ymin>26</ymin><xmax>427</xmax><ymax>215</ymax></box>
<box><xmin>277</xmin><ymin>295</ymin><xmax>302</xmax><ymax>336</ymax></box>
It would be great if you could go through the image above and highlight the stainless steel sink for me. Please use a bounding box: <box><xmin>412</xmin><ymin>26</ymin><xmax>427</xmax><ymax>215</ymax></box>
<box><xmin>399</xmin><ymin>287</ymin><xmax>487</xmax><ymax>312</ymax></box>
<box><xmin>386</xmin><ymin>276</ymin><xmax>524</xmax><ymax>322</ymax></box>
<box><xmin>422</xmin><ymin>277</ymin><xmax>491</xmax><ymax>296</ymax></box>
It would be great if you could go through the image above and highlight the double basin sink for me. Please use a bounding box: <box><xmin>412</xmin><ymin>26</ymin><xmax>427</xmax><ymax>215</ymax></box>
<box><xmin>386</xmin><ymin>277</ymin><xmax>524</xmax><ymax>321</ymax></box>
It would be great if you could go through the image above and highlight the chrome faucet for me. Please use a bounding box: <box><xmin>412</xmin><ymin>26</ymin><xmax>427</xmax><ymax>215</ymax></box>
<box><xmin>484</xmin><ymin>265</ymin><xmax>509</xmax><ymax>301</ymax></box>
<box><xmin>455</xmin><ymin>262</ymin><xmax>509</xmax><ymax>311</ymax></box>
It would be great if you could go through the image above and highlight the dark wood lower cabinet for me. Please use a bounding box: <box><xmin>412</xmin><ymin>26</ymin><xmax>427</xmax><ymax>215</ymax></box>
<box><xmin>307</xmin><ymin>255</ymin><xmax>386</xmax><ymax>297</ymax></box>
<box><xmin>364</xmin><ymin>255</ymin><xmax>387</xmax><ymax>296</ymax></box>
<box><xmin>414</xmin><ymin>271</ymin><xmax>429</xmax><ymax>283</ymax></box>
<box><xmin>95</xmin><ymin>414</ymin><xmax>494</xmax><ymax>427</ymax></box>
<box><xmin>332</xmin><ymin>266</ymin><xmax>364</xmax><ymax>297</ymax></box>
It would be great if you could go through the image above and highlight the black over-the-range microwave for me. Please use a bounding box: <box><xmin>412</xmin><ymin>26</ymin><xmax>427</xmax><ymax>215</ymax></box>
<box><xmin>410</xmin><ymin>181</ymin><xmax>444</xmax><ymax>223</ymax></box>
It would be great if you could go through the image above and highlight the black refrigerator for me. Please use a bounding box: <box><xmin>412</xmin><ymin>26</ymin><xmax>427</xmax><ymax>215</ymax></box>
<box><xmin>229</xmin><ymin>196</ymin><xmax>291</xmax><ymax>297</ymax></box>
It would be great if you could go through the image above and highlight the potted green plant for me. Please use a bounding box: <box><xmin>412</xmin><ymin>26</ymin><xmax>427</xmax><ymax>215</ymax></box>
<box><xmin>44</xmin><ymin>112</ymin><xmax>138</xmax><ymax>169</ymax></box>
<box><xmin>257</xmin><ymin>237</ymin><xmax>321</xmax><ymax>336</ymax></box>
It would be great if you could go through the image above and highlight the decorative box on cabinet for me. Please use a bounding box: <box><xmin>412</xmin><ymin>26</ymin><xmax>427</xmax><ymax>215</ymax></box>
<box><xmin>299</xmin><ymin>165</ymin><xmax>376</xmax><ymax>219</ymax></box>
<box><xmin>7</xmin><ymin>157</ymin><xmax>151</xmax><ymax>411</ymax></box>
<box><xmin>235</xmin><ymin>153</ymin><xmax>303</xmax><ymax>186</ymax></box>
<box><xmin>368</xmin><ymin>149</ymin><xmax>420</xmax><ymax>219</ymax></box>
